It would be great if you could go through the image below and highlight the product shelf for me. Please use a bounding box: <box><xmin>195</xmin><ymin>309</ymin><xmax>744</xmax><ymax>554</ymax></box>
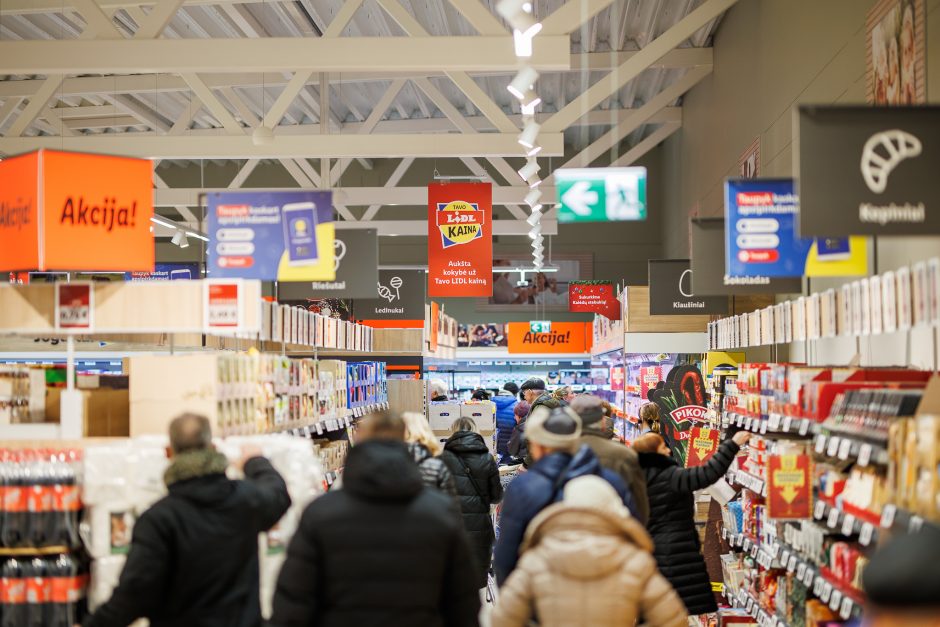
<box><xmin>811</xmin><ymin>432</ymin><xmax>889</xmax><ymax>467</ymax></box>
<box><xmin>727</xmin><ymin>467</ymin><xmax>767</xmax><ymax>497</ymax></box>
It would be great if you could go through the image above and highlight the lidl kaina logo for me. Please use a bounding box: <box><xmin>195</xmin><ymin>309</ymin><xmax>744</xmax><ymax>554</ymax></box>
<box><xmin>436</xmin><ymin>200</ymin><xmax>484</xmax><ymax>249</ymax></box>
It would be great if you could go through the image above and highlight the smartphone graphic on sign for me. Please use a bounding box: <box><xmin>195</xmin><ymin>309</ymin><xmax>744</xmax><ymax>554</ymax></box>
<box><xmin>282</xmin><ymin>202</ymin><xmax>319</xmax><ymax>266</ymax></box>
<box><xmin>816</xmin><ymin>237</ymin><xmax>851</xmax><ymax>261</ymax></box>
<box><xmin>169</xmin><ymin>269</ymin><xmax>192</xmax><ymax>280</ymax></box>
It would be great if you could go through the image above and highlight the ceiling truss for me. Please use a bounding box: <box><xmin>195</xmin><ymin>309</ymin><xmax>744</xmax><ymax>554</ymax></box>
<box><xmin>0</xmin><ymin>0</ymin><xmax>736</xmax><ymax>237</ymax></box>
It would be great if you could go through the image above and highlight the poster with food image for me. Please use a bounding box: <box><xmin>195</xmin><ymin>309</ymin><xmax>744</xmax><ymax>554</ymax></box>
<box><xmin>483</xmin><ymin>253</ymin><xmax>592</xmax><ymax>311</ymax></box>
<box><xmin>867</xmin><ymin>0</ymin><xmax>925</xmax><ymax>105</ymax></box>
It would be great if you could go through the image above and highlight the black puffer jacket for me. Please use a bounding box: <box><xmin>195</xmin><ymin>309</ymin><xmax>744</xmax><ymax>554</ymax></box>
<box><xmin>409</xmin><ymin>441</ymin><xmax>459</xmax><ymax>497</ymax></box>
<box><xmin>637</xmin><ymin>439</ymin><xmax>740</xmax><ymax>616</ymax></box>
<box><xmin>270</xmin><ymin>440</ymin><xmax>480</xmax><ymax>627</ymax></box>
<box><xmin>440</xmin><ymin>430</ymin><xmax>504</xmax><ymax>587</ymax></box>
<box><xmin>85</xmin><ymin>455</ymin><xmax>291</xmax><ymax>627</ymax></box>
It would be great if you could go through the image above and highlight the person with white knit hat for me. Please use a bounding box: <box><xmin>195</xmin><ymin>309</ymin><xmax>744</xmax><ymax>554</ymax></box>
<box><xmin>492</xmin><ymin>475</ymin><xmax>687</xmax><ymax>627</ymax></box>
<box><xmin>493</xmin><ymin>406</ymin><xmax>640</xmax><ymax>586</ymax></box>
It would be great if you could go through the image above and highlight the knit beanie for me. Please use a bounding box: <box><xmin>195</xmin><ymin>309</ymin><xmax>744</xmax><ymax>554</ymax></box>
<box><xmin>570</xmin><ymin>395</ymin><xmax>604</xmax><ymax>426</ymax></box>
<box><xmin>525</xmin><ymin>406</ymin><xmax>581</xmax><ymax>450</ymax></box>
<box><xmin>562</xmin><ymin>475</ymin><xmax>630</xmax><ymax>519</ymax></box>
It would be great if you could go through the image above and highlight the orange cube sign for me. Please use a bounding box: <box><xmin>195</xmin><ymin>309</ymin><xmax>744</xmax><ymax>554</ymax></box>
<box><xmin>0</xmin><ymin>149</ymin><xmax>154</xmax><ymax>272</ymax></box>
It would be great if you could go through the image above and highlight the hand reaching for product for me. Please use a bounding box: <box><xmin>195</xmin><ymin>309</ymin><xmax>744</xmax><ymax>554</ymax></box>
<box><xmin>235</xmin><ymin>445</ymin><xmax>264</xmax><ymax>472</ymax></box>
<box><xmin>732</xmin><ymin>431</ymin><xmax>751</xmax><ymax>447</ymax></box>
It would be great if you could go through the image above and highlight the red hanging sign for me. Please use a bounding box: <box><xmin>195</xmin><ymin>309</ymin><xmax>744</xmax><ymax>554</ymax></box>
<box><xmin>568</xmin><ymin>281</ymin><xmax>620</xmax><ymax>320</ymax></box>
<box><xmin>427</xmin><ymin>182</ymin><xmax>492</xmax><ymax>297</ymax></box>
<box><xmin>767</xmin><ymin>454</ymin><xmax>812</xmax><ymax>519</ymax></box>
<box><xmin>685</xmin><ymin>426</ymin><xmax>720</xmax><ymax>467</ymax></box>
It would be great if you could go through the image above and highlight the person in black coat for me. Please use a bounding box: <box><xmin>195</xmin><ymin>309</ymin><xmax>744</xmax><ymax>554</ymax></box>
<box><xmin>632</xmin><ymin>430</ymin><xmax>750</xmax><ymax>617</ymax></box>
<box><xmin>270</xmin><ymin>438</ymin><xmax>481</xmax><ymax>627</ymax></box>
<box><xmin>440</xmin><ymin>418</ymin><xmax>504</xmax><ymax>588</ymax></box>
<box><xmin>84</xmin><ymin>413</ymin><xmax>292</xmax><ymax>627</ymax></box>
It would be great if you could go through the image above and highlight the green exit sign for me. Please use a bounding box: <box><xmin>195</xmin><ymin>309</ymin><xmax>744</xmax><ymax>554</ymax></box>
<box><xmin>529</xmin><ymin>320</ymin><xmax>552</xmax><ymax>333</ymax></box>
<box><xmin>555</xmin><ymin>167</ymin><xmax>647</xmax><ymax>223</ymax></box>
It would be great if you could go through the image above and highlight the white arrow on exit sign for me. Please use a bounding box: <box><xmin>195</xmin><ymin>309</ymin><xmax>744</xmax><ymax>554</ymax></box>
<box><xmin>561</xmin><ymin>181</ymin><xmax>598</xmax><ymax>216</ymax></box>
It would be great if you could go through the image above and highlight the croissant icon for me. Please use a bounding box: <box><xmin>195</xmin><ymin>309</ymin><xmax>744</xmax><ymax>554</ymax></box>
<box><xmin>860</xmin><ymin>129</ymin><xmax>922</xmax><ymax>193</ymax></box>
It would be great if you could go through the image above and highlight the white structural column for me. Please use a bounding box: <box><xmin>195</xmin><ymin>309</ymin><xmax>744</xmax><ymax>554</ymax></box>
<box><xmin>0</xmin><ymin>37</ymin><xmax>571</xmax><ymax>75</ymax></box>
<box><xmin>542</xmin><ymin>0</ymin><xmax>737</xmax><ymax>133</ymax></box>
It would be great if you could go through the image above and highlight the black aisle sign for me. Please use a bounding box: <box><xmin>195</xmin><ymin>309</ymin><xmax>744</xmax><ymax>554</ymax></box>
<box><xmin>354</xmin><ymin>269</ymin><xmax>426</xmax><ymax>321</ymax></box>
<box><xmin>797</xmin><ymin>105</ymin><xmax>940</xmax><ymax>236</ymax></box>
<box><xmin>690</xmin><ymin>218</ymin><xmax>802</xmax><ymax>295</ymax></box>
<box><xmin>278</xmin><ymin>229</ymin><xmax>378</xmax><ymax>300</ymax></box>
<box><xmin>648</xmin><ymin>259</ymin><xmax>729</xmax><ymax>315</ymax></box>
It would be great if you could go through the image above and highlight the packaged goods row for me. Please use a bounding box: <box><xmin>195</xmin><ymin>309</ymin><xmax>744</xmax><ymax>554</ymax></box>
<box><xmin>709</xmin><ymin>257</ymin><xmax>940</xmax><ymax>349</ymax></box>
<box><xmin>261</xmin><ymin>301</ymin><xmax>373</xmax><ymax>351</ymax></box>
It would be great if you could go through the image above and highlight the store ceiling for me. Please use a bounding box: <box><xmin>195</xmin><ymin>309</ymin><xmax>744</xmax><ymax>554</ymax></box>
<box><xmin>0</xmin><ymin>0</ymin><xmax>732</xmax><ymax>236</ymax></box>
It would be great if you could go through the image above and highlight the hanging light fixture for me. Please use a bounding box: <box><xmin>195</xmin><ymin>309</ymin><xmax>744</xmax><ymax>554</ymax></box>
<box><xmin>517</xmin><ymin>157</ymin><xmax>540</xmax><ymax>182</ymax></box>
<box><xmin>508</xmin><ymin>66</ymin><xmax>539</xmax><ymax>100</ymax></box>
<box><xmin>524</xmin><ymin>188</ymin><xmax>542</xmax><ymax>207</ymax></box>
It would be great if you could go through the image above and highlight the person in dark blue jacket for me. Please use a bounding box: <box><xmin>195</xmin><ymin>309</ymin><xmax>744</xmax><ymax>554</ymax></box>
<box><xmin>493</xmin><ymin>405</ymin><xmax>639</xmax><ymax>586</ymax></box>
<box><xmin>493</xmin><ymin>382</ymin><xmax>519</xmax><ymax>463</ymax></box>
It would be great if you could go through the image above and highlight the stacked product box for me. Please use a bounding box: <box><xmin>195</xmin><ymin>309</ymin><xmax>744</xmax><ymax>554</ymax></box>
<box><xmin>345</xmin><ymin>361</ymin><xmax>388</xmax><ymax>413</ymax></box>
<box><xmin>428</xmin><ymin>401</ymin><xmax>497</xmax><ymax>454</ymax></box>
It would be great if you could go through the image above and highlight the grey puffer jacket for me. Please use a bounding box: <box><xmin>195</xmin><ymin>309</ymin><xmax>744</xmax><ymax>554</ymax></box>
<box><xmin>409</xmin><ymin>442</ymin><xmax>459</xmax><ymax>497</ymax></box>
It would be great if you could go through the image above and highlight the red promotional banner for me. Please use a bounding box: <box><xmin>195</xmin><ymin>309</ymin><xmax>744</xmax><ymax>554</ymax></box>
<box><xmin>610</xmin><ymin>366</ymin><xmax>625</xmax><ymax>391</ymax></box>
<box><xmin>767</xmin><ymin>454</ymin><xmax>812</xmax><ymax>519</ymax></box>
<box><xmin>427</xmin><ymin>182</ymin><xmax>492</xmax><ymax>297</ymax></box>
<box><xmin>685</xmin><ymin>426</ymin><xmax>720</xmax><ymax>467</ymax></box>
<box><xmin>568</xmin><ymin>281</ymin><xmax>620</xmax><ymax>320</ymax></box>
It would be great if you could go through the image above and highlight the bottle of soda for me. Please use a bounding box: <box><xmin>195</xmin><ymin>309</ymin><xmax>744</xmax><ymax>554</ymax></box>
<box><xmin>26</xmin><ymin>453</ymin><xmax>53</xmax><ymax>548</ymax></box>
<box><xmin>50</xmin><ymin>453</ymin><xmax>81</xmax><ymax>549</ymax></box>
<box><xmin>1</xmin><ymin>453</ymin><xmax>27</xmax><ymax>549</ymax></box>
<box><xmin>24</xmin><ymin>557</ymin><xmax>48</xmax><ymax>627</ymax></box>
<box><xmin>48</xmin><ymin>553</ymin><xmax>83</xmax><ymax>627</ymax></box>
<box><xmin>1</xmin><ymin>558</ymin><xmax>27</xmax><ymax>627</ymax></box>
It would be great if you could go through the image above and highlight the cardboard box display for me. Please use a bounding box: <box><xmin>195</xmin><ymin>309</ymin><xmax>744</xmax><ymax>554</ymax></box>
<box><xmin>47</xmin><ymin>387</ymin><xmax>129</xmax><ymax>437</ymax></box>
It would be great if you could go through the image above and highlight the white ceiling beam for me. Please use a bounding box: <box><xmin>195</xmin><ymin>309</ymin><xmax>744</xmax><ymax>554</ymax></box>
<box><xmin>0</xmin><ymin>133</ymin><xmax>563</xmax><ymax>160</ymax></box>
<box><xmin>542</xmin><ymin>0</ymin><xmax>735</xmax><ymax>133</ymax></box>
<box><xmin>611</xmin><ymin>121</ymin><xmax>682</xmax><ymax>166</ymax></box>
<box><xmin>361</xmin><ymin>157</ymin><xmax>415</xmax><ymax>221</ymax></box>
<box><xmin>322</xmin><ymin>0</ymin><xmax>364</xmax><ymax>37</ymax></box>
<box><xmin>69</xmin><ymin>0</ymin><xmax>125</xmax><ymax>39</ymax></box>
<box><xmin>218</xmin><ymin>87</ymin><xmax>259</xmax><ymax>127</ymax></box>
<box><xmin>0</xmin><ymin>98</ymin><xmax>23</xmax><ymax>130</ymax></box>
<box><xmin>168</xmin><ymin>104</ymin><xmax>199</xmax><ymax>135</ymax></box>
<box><xmin>0</xmin><ymin>51</ymin><xmax>710</xmax><ymax>99</ymax></box>
<box><xmin>0</xmin><ymin>37</ymin><xmax>571</xmax><ymax>75</ymax></box>
<box><xmin>359</xmin><ymin>79</ymin><xmax>408</xmax><ymax>135</ymax></box>
<box><xmin>153</xmin><ymin>170</ymin><xmax>199</xmax><ymax>225</ymax></box>
<box><xmin>133</xmin><ymin>0</ymin><xmax>186</xmax><ymax>39</ymax></box>
<box><xmin>48</xmin><ymin>104</ymin><xmax>119</xmax><ymax>118</ymax></box>
<box><xmin>6</xmin><ymin>75</ymin><xmax>64</xmax><ymax>137</ymax></box>
<box><xmin>261</xmin><ymin>70</ymin><xmax>315</xmax><ymax>129</ymax></box>
<box><xmin>291</xmin><ymin>158</ymin><xmax>322</xmax><ymax>189</ymax></box>
<box><xmin>155</xmin><ymin>186</ymin><xmax>559</xmax><ymax>207</ymax></box>
<box><xmin>279</xmin><ymin>158</ymin><xmax>318</xmax><ymax>188</ymax></box>
<box><xmin>180</xmin><ymin>72</ymin><xmax>243</xmax><ymax>134</ymax></box>
<box><xmin>103</xmin><ymin>94</ymin><xmax>172</xmax><ymax>133</ymax></box>
<box><xmin>375</xmin><ymin>0</ymin><xmax>519</xmax><ymax>135</ymax></box>
<box><xmin>335</xmin><ymin>220</ymin><xmax>558</xmax><ymax>237</ymax></box>
<box><xmin>540</xmin><ymin>0</ymin><xmax>615</xmax><ymax>36</ymax></box>
<box><xmin>228</xmin><ymin>159</ymin><xmax>259</xmax><ymax>188</ymax></box>
<box><xmin>39</xmin><ymin>108</ymin><xmax>77</xmax><ymax>137</ymax></box>
<box><xmin>445</xmin><ymin>0</ymin><xmax>506</xmax><ymax>35</ymax></box>
<box><xmin>559</xmin><ymin>66</ymin><xmax>704</xmax><ymax>169</ymax></box>
<box><xmin>3</xmin><ymin>0</ymin><xmax>242</xmax><ymax>12</ymax></box>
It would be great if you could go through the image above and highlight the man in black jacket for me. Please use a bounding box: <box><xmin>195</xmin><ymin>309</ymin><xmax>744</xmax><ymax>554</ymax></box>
<box><xmin>84</xmin><ymin>413</ymin><xmax>292</xmax><ymax>627</ymax></box>
<box><xmin>271</xmin><ymin>436</ymin><xmax>481</xmax><ymax>627</ymax></box>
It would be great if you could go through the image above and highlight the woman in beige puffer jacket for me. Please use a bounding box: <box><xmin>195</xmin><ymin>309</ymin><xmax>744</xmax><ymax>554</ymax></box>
<box><xmin>491</xmin><ymin>475</ymin><xmax>687</xmax><ymax>627</ymax></box>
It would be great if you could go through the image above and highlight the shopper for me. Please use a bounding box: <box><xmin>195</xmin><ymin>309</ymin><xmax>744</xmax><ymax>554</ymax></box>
<box><xmin>571</xmin><ymin>395</ymin><xmax>650</xmax><ymax>524</ymax></box>
<box><xmin>632</xmin><ymin>431</ymin><xmax>750</xmax><ymax>617</ymax></box>
<box><xmin>402</xmin><ymin>411</ymin><xmax>458</xmax><ymax>497</ymax></box>
<box><xmin>470</xmin><ymin>388</ymin><xmax>491</xmax><ymax>401</ymax></box>
<box><xmin>270</xmin><ymin>423</ymin><xmax>480</xmax><ymax>627</ymax></box>
<box><xmin>430</xmin><ymin>379</ymin><xmax>449</xmax><ymax>402</ymax></box>
<box><xmin>494</xmin><ymin>383</ymin><xmax>519</xmax><ymax>463</ymax></box>
<box><xmin>84</xmin><ymin>413</ymin><xmax>291</xmax><ymax>627</ymax></box>
<box><xmin>508</xmin><ymin>378</ymin><xmax>564</xmax><ymax>466</ymax></box>
<box><xmin>863</xmin><ymin>524</ymin><xmax>940</xmax><ymax>626</ymax></box>
<box><xmin>492</xmin><ymin>475</ymin><xmax>687</xmax><ymax>627</ymax></box>
<box><xmin>494</xmin><ymin>406</ymin><xmax>639</xmax><ymax>585</ymax></box>
<box><xmin>440</xmin><ymin>417</ymin><xmax>504</xmax><ymax>588</ymax></box>
<box><xmin>639</xmin><ymin>402</ymin><xmax>662</xmax><ymax>436</ymax></box>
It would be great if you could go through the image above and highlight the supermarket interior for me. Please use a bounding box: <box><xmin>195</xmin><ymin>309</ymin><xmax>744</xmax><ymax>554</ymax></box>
<box><xmin>1</xmin><ymin>0</ymin><xmax>940</xmax><ymax>625</ymax></box>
